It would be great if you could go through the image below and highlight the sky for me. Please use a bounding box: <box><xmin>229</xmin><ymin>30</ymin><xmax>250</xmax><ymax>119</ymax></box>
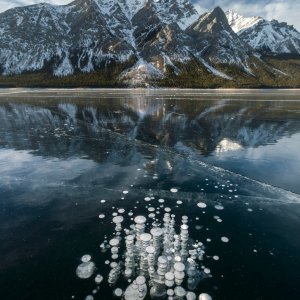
<box><xmin>0</xmin><ymin>0</ymin><xmax>299</xmax><ymax>30</ymax></box>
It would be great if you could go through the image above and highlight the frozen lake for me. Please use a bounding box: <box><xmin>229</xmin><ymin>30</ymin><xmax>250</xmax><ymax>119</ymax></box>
<box><xmin>0</xmin><ymin>89</ymin><xmax>300</xmax><ymax>300</ymax></box>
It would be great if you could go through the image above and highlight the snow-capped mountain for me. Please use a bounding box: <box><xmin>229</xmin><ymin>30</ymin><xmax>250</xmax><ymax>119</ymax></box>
<box><xmin>226</xmin><ymin>10</ymin><xmax>262</xmax><ymax>34</ymax></box>
<box><xmin>0</xmin><ymin>0</ymin><xmax>299</xmax><ymax>86</ymax></box>
<box><xmin>187</xmin><ymin>7</ymin><xmax>253</xmax><ymax>72</ymax></box>
<box><xmin>226</xmin><ymin>10</ymin><xmax>300</xmax><ymax>56</ymax></box>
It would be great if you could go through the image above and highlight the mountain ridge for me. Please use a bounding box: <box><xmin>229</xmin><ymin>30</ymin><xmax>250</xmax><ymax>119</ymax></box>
<box><xmin>0</xmin><ymin>0</ymin><xmax>299</xmax><ymax>87</ymax></box>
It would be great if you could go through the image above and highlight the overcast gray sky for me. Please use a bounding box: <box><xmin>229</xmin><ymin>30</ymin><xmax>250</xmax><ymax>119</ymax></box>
<box><xmin>0</xmin><ymin>0</ymin><xmax>299</xmax><ymax>30</ymax></box>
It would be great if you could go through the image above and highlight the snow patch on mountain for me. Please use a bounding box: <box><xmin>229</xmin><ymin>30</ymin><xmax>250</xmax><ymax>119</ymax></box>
<box><xmin>226</xmin><ymin>10</ymin><xmax>262</xmax><ymax>34</ymax></box>
<box><xmin>120</xmin><ymin>58</ymin><xmax>163</xmax><ymax>86</ymax></box>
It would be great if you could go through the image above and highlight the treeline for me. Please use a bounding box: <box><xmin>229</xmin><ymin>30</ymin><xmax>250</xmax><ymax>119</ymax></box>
<box><xmin>0</xmin><ymin>57</ymin><xmax>299</xmax><ymax>88</ymax></box>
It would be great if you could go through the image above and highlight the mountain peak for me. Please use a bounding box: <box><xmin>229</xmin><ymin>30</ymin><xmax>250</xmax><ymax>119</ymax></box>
<box><xmin>192</xmin><ymin>6</ymin><xmax>232</xmax><ymax>34</ymax></box>
<box><xmin>226</xmin><ymin>10</ymin><xmax>263</xmax><ymax>33</ymax></box>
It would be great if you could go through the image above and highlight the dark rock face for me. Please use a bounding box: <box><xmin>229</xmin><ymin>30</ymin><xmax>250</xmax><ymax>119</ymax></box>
<box><xmin>186</xmin><ymin>7</ymin><xmax>253</xmax><ymax>70</ymax></box>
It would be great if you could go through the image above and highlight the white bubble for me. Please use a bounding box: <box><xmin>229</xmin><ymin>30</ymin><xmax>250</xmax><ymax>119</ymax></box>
<box><xmin>144</xmin><ymin>197</ymin><xmax>151</xmax><ymax>201</ymax></box>
<box><xmin>177</xmin><ymin>200</ymin><xmax>182</xmax><ymax>205</ymax></box>
<box><xmin>85</xmin><ymin>295</ymin><xmax>94</xmax><ymax>300</ymax></box>
<box><xmin>118</xmin><ymin>208</ymin><xmax>125</xmax><ymax>214</ymax></box>
<box><xmin>197</xmin><ymin>202</ymin><xmax>207</xmax><ymax>208</ymax></box>
<box><xmin>113</xmin><ymin>288</ymin><xmax>123</xmax><ymax>297</ymax></box>
<box><xmin>199</xmin><ymin>293</ymin><xmax>212</xmax><ymax>300</ymax></box>
<box><xmin>81</xmin><ymin>254</ymin><xmax>91</xmax><ymax>263</ymax></box>
<box><xmin>158</xmin><ymin>199</ymin><xmax>165</xmax><ymax>203</ymax></box>
<box><xmin>123</xmin><ymin>190</ymin><xmax>129</xmax><ymax>194</ymax></box>
<box><xmin>98</xmin><ymin>214</ymin><xmax>105</xmax><ymax>219</ymax></box>
<box><xmin>204</xmin><ymin>268</ymin><xmax>211</xmax><ymax>274</ymax></box>
<box><xmin>213</xmin><ymin>255</ymin><xmax>219</xmax><ymax>260</ymax></box>
<box><xmin>95</xmin><ymin>274</ymin><xmax>103</xmax><ymax>284</ymax></box>
<box><xmin>76</xmin><ymin>261</ymin><xmax>95</xmax><ymax>279</ymax></box>
<box><xmin>221</xmin><ymin>237</ymin><xmax>229</xmax><ymax>243</ymax></box>
<box><xmin>170</xmin><ymin>188</ymin><xmax>178</xmax><ymax>193</ymax></box>
<box><xmin>214</xmin><ymin>205</ymin><xmax>224</xmax><ymax>210</ymax></box>
<box><xmin>100</xmin><ymin>199</ymin><xmax>106</xmax><ymax>203</ymax></box>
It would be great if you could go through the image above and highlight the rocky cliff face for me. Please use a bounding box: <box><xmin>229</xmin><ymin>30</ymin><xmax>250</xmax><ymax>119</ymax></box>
<box><xmin>0</xmin><ymin>0</ymin><xmax>299</xmax><ymax>85</ymax></box>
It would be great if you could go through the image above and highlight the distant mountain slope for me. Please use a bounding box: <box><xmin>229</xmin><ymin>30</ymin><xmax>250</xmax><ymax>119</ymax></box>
<box><xmin>226</xmin><ymin>10</ymin><xmax>300</xmax><ymax>56</ymax></box>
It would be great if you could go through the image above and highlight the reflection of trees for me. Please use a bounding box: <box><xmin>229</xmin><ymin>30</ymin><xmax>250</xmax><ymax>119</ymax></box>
<box><xmin>0</xmin><ymin>98</ymin><xmax>299</xmax><ymax>160</ymax></box>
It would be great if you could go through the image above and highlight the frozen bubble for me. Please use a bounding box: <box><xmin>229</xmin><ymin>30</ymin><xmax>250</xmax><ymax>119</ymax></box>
<box><xmin>112</xmin><ymin>254</ymin><xmax>119</xmax><ymax>260</ymax></box>
<box><xmin>158</xmin><ymin>199</ymin><xmax>165</xmax><ymax>203</ymax></box>
<box><xmin>105</xmin><ymin>260</ymin><xmax>110</xmax><ymax>265</ymax></box>
<box><xmin>170</xmin><ymin>188</ymin><xmax>178</xmax><ymax>193</ymax></box>
<box><xmin>158</xmin><ymin>256</ymin><xmax>167</xmax><ymax>264</ymax></box>
<box><xmin>100</xmin><ymin>200</ymin><xmax>106</xmax><ymax>203</ymax></box>
<box><xmin>99</xmin><ymin>214</ymin><xmax>105</xmax><ymax>219</ymax></box>
<box><xmin>197</xmin><ymin>202</ymin><xmax>207</xmax><ymax>208</ymax></box>
<box><xmin>113</xmin><ymin>216</ymin><xmax>124</xmax><ymax>224</ymax></box>
<box><xmin>148</xmin><ymin>213</ymin><xmax>156</xmax><ymax>218</ymax></box>
<box><xmin>186</xmin><ymin>292</ymin><xmax>197</xmax><ymax>300</ymax></box>
<box><xmin>199</xmin><ymin>293</ymin><xmax>212</xmax><ymax>300</ymax></box>
<box><xmin>113</xmin><ymin>288</ymin><xmax>123</xmax><ymax>297</ymax></box>
<box><xmin>247</xmin><ymin>208</ymin><xmax>253</xmax><ymax>212</ymax></box>
<box><xmin>181</xmin><ymin>224</ymin><xmax>188</xmax><ymax>230</ymax></box>
<box><xmin>174</xmin><ymin>286</ymin><xmax>186</xmax><ymax>297</ymax></box>
<box><xmin>144</xmin><ymin>197</ymin><xmax>151</xmax><ymax>201</ymax></box>
<box><xmin>195</xmin><ymin>225</ymin><xmax>202</xmax><ymax>230</ymax></box>
<box><xmin>151</xmin><ymin>227</ymin><xmax>163</xmax><ymax>237</ymax></box>
<box><xmin>134</xmin><ymin>216</ymin><xmax>146</xmax><ymax>224</ymax></box>
<box><xmin>213</xmin><ymin>256</ymin><xmax>219</xmax><ymax>261</ymax></box>
<box><xmin>214</xmin><ymin>205</ymin><xmax>224</xmax><ymax>210</ymax></box>
<box><xmin>176</xmin><ymin>200</ymin><xmax>183</xmax><ymax>205</ymax></box>
<box><xmin>118</xmin><ymin>208</ymin><xmax>125</xmax><ymax>214</ymax></box>
<box><xmin>109</xmin><ymin>238</ymin><xmax>120</xmax><ymax>247</ymax></box>
<box><xmin>146</xmin><ymin>246</ymin><xmax>155</xmax><ymax>254</ymax></box>
<box><xmin>123</xmin><ymin>190</ymin><xmax>129</xmax><ymax>194</ymax></box>
<box><xmin>164</xmin><ymin>207</ymin><xmax>171</xmax><ymax>212</ymax></box>
<box><xmin>174</xmin><ymin>262</ymin><xmax>185</xmax><ymax>272</ymax></box>
<box><xmin>217</xmin><ymin>218</ymin><xmax>222</xmax><ymax>223</ymax></box>
<box><xmin>81</xmin><ymin>254</ymin><xmax>91</xmax><ymax>263</ymax></box>
<box><xmin>140</xmin><ymin>233</ymin><xmax>152</xmax><ymax>242</ymax></box>
<box><xmin>167</xmin><ymin>289</ymin><xmax>174</xmax><ymax>296</ymax></box>
<box><xmin>76</xmin><ymin>261</ymin><xmax>95</xmax><ymax>279</ymax></box>
<box><xmin>221</xmin><ymin>237</ymin><xmax>229</xmax><ymax>243</ymax></box>
<box><xmin>165</xmin><ymin>272</ymin><xmax>175</xmax><ymax>281</ymax></box>
<box><xmin>110</xmin><ymin>262</ymin><xmax>118</xmax><ymax>268</ymax></box>
<box><xmin>85</xmin><ymin>295</ymin><xmax>94</xmax><ymax>300</ymax></box>
<box><xmin>136</xmin><ymin>275</ymin><xmax>146</xmax><ymax>285</ymax></box>
<box><xmin>95</xmin><ymin>274</ymin><xmax>103</xmax><ymax>284</ymax></box>
<box><xmin>148</xmin><ymin>207</ymin><xmax>155</xmax><ymax>212</ymax></box>
<box><xmin>204</xmin><ymin>268</ymin><xmax>211</xmax><ymax>274</ymax></box>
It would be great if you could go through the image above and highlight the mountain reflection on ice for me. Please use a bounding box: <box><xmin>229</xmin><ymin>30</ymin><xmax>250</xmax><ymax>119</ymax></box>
<box><xmin>0</xmin><ymin>90</ymin><xmax>300</xmax><ymax>300</ymax></box>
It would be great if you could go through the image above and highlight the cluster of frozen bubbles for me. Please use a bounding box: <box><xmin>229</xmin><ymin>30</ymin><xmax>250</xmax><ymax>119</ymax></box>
<box><xmin>76</xmin><ymin>208</ymin><xmax>216</xmax><ymax>300</ymax></box>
